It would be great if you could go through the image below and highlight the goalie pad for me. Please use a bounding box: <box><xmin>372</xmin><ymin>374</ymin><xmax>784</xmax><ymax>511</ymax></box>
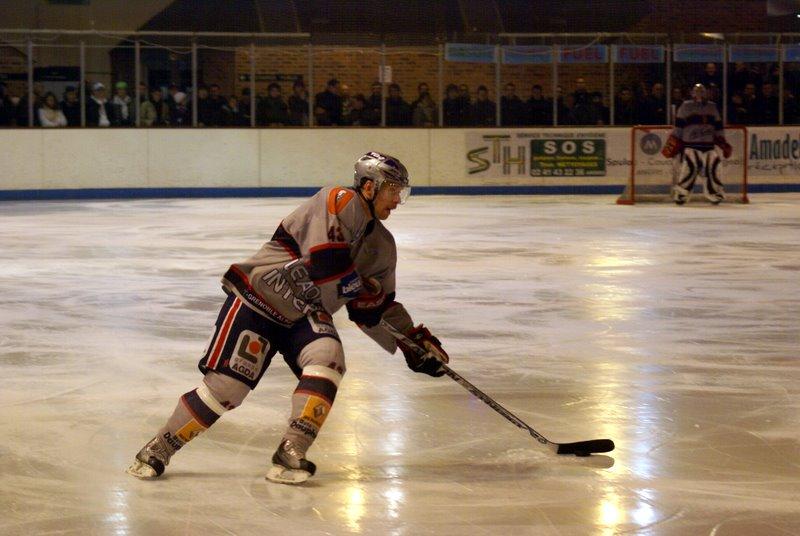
<box><xmin>661</xmin><ymin>135</ymin><xmax>683</xmax><ymax>159</ymax></box>
<box><xmin>714</xmin><ymin>136</ymin><xmax>732</xmax><ymax>159</ymax></box>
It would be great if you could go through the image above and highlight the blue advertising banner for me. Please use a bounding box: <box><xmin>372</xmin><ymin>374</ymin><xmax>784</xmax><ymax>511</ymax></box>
<box><xmin>673</xmin><ymin>44</ymin><xmax>724</xmax><ymax>63</ymax></box>
<box><xmin>502</xmin><ymin>46</ymin><xmax>553</xmax><ymax>65</ymax></box>
<box><xmin>782</xmin><ymin>44</ymin><xmax>800</xmax><ymax>62</ymax></box>
<box><xmin>729</xmin><ymin>45</ymin><xmax>779</xmax><ymax>63</ymax></box>
<box><xmin>445</xmin><ymin>43</ymin><xmax>496</xmax><ymax>63</ymax></box>
<box><xmin>612</xmin><ymin>45</ymin><xmax>665</xmax><ymax>63</ymax></box>
<box><xmin>558</xmin><ymin>45</ymin><xmax>608</xmax><ymax>63</ymax></box>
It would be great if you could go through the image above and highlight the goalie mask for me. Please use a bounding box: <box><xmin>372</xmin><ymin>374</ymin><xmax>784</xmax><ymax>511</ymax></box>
<box><xmin>353</xmin><ymin>151</ymin><xmax>411</xmax><ymax>204</ymax></box>
<box><xmin>691</xmin><ymin>83</ymin><xmax>708</xmax><ymax>103</ymax></box>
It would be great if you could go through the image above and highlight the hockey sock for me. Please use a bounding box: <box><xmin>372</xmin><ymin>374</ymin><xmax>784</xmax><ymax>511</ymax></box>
<box><xmin>283</xmin><ymin>365</ymin><xmax>342</xmax><ymax>455</ymax></box>
<box><xmin>157</xmin><ymin>383</ymin><xmax>229</xmax><ymax>456</ymax></box>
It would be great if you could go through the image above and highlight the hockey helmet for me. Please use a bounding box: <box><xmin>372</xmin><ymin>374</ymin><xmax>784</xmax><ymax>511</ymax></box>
<box><xmin>692</xmin><ymin>83</ymin><xmax>707</xmax><ymax>102</ymax></box>
<box><xmin>353</xmin><ymin>151</ymin><xmax>410</xmax><ymax>203</ymax></box>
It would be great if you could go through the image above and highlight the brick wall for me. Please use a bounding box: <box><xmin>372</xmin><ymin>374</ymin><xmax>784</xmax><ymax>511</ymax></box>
<box><xmin>224</xmin><ymin>45</ymin><xmax>646</xmax><ymax>104</ymax></box>
<box><xmin>0</xmin><ymin>46</ymin><xmax>28</xmax><ymax>97</ymax></box>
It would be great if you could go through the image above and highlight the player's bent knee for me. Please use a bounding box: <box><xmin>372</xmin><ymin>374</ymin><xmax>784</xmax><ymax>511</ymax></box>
<box><xmin>296</xmin><ymin>337</ymin><xmax>346</xmax><ymax>376</ymax></box>
<box><xmin>202</xmin><ymin>371</ymin><xmax>251</xmax><ymax>411</ymax></box>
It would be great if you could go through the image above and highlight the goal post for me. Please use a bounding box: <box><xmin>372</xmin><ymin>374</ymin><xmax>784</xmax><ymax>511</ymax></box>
<box><xmin>617</xmin><ymin>125</ymin><xmax>749</xmax><ymax>205</ymax></box>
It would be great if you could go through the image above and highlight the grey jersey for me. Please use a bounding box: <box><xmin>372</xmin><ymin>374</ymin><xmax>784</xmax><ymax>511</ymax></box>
<box><xmin>672</xmin><ymin>100</ymin><xmax>724</xmax><ymax>150</ymax></box>
<box><xmin>222</xmin><ymin>186</ymin><xmax>412</xmax><ymax>350</ymax></box>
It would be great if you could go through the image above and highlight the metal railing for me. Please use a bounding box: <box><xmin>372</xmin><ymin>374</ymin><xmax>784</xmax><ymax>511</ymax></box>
<box><xmin>1</xmin><ymin>29</ymin><xmax>799</xmax><ymax>128</ymax></box>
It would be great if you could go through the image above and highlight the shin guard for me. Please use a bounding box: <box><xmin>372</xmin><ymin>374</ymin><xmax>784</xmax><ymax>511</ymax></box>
<box><xmin>283</xmin><ymin>365</ymin><xmax>342</xmax><ymax>455</ymax></box>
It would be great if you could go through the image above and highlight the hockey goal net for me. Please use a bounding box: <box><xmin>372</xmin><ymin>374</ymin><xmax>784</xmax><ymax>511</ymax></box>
<box><xmin>617</xmin><ymin>125</ymin><xmax>749</xmax><ymax>204</ymax></box>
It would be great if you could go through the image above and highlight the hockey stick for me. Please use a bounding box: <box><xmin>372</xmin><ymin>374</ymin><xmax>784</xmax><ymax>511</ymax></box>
<box><xmin>379</xmin><ymin>320</ymin><xmax>614</xmax><ymax>456</ymax></box>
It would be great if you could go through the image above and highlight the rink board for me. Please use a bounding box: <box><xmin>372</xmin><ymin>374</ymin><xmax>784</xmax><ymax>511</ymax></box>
<box><xmin>1</xmin><ymin>126</ymin><xmax>799</xmax><ymax>199</ymax></box>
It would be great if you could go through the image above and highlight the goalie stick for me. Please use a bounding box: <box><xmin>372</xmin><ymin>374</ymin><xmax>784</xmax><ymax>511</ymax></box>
<box><xmin>379</xmin><ymin>320</ymin><xmax>615</xmax><ymax>456</ymax></box>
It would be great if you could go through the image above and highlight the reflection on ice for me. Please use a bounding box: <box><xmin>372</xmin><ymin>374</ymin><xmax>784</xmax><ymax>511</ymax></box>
<box><xmin>0</xmin><ymin>195</ymin><xmax>798</xmax><ymax>535</ymax></box>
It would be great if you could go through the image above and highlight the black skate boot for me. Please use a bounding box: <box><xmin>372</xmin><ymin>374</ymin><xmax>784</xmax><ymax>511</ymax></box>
<box><xmin>266</xmin><ymin>439</ymin><xmax>316</xmax><ymax>484</ymax></box>
<box><xmin>126</xmin><ymin>435</ymin><xmax>173</xmax><ymax>479</ymax></box>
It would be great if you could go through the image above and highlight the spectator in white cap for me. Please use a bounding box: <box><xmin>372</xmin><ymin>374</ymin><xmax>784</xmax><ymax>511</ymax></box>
<box><xmin>170</xmin><ymin>91</ymin><xmax>190</xmax><ymax>127</ymax></box>
<box><xmin>87</xmin><ymin>82</ymin><xmax>111</xmax><ymax>127</ymax></box>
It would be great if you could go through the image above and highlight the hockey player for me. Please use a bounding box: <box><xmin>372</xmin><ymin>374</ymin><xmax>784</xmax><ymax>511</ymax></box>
<box><xmin>661</xmin><ymin>83</ymin><xmax>732</xmax><ymax>205</ymax></box>
<box><xmin>126</xmin><ymin>152</ymin><xmax>449</xmax><ymax>484</ymax></box>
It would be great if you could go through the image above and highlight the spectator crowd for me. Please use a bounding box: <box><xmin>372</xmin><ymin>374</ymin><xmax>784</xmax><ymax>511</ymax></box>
<box><xmin>0</xmin><ymin>62</ymin><xmax>796</xmax><ymax>128</ymax></box>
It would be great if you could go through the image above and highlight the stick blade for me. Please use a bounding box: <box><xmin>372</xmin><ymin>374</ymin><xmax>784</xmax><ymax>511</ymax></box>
<box><xmin>556</xmin><ymin>439</ymin><xmax>615</xmax><ymax>456</ymax></box>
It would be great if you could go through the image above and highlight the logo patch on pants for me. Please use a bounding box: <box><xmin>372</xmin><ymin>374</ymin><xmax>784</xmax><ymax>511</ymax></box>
<box><xmin>229</xmin><ymin>330</ymin><xmax>270</xmax><ymax>380</ymax></box>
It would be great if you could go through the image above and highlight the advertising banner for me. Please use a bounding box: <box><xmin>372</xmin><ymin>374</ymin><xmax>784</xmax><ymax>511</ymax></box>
<box><xmin>502</xmin><ymin>46</ymin><xmax>553</xmax><ymax>65</ymax></box>
<box><xmin>465</xmin><ymin>129</ymin><xmax>630</xmax><ymax>182</ymax></box>
<box><xmin>445</xmin><ymin>43</ymin><xmax>496</xmax><ymax>63</ymax></box>
<box><xmin>748</xmin><ymin>127</ymin><xmax>800</xmax><ymax>180</ymax></box>
<box><xmin>612</xmin><ymin>45</ymin><xmax>665</xmax><ymax>63</ymax></box>
<box><xmin>673</xmin><ymin>44</ymin><xmax>724</xmax><ymax>63</ymax></box>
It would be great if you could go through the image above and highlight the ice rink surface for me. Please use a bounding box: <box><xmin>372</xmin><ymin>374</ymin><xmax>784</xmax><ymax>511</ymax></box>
<box><xmin>1</xmin><ymin>194</ymin><xmax>799</xmax><ymax>536</ymax></box>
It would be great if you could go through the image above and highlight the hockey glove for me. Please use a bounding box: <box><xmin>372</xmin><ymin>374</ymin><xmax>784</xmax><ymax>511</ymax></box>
<box><xmin>661</xmin><ymin>135</ymin><xmax>683</xmax><ymax>159</ymax></box>
<box><xmin>346</xmin><ymin>277</ymin><xmax>387</xmax><ymax>328</ymax></box>
<box><xmin>398</xmin><ymin>324</ymin><xmax>449</xmax><ymax>377</ymax></box>
<box><xmin>714</xmin><ymin>136</ymin><xmax>732</xmax><ymax>159</ymax></box>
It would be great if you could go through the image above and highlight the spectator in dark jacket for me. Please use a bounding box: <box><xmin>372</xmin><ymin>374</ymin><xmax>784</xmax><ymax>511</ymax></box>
<box><xmin>345</xmin><ymin>94</ymin><xmax>376</xmax><ymax>126</ymax></box>
<box><xmin>727</xmin><ymin>92</ymin><xmax>751</xmax><ymax>124</ymax></box>
<box><xmin>287</xmin><ymin>80</ymin><xmax>308</xmax><ymax>126</ymax></box>
<box><xmin>411</xmin><ymin>82</ymin><xmax>431</xmax><ymax>114</ymax></box>
<box><xmin>197</xmin><ymin>85</ymin><xmax>212</xmax><ymax>126</ymax></box>
<box><xmin>442</xmin><ymin>84</ymin><xmax>462</xmax><ymax>126</ymax></box>
<box><xmin>470</xmin><ymin>85</ymin><xmax>496</xmax><ymax>126</ymax></box>
<box><xmin>755</xmin><ymin>82</ymin><xmax>779</xmax><ymax>125</ymax></box>
<box><xmin>239</xmin><ymin>88</ymin><xmax>253</xmax><ymax>126</ymax></box>
<box><xmin>86</xmin><ymin>82</ymin><xmax>112</xmax><ymax>127</ymax></box>
<box><xmin>205</xmin><ymin>84</ymin><xmax>227</xmax><ymax>126</ymax></box>
<box><xmin>412</xmin><ymin>91</ymin><xmax>437</xmax><ymax>127</ymax></box>
<box><xmin>61</xmin><ymin>86</ymin><xmax>81</xmax><ymax>127</ymax></box>
<box><xmin>313</xmin><ymin>104</ymin><xmax>332</xmax><ymax>126</ymax></box>
<box><xmin>699</xmin><ymin>63</ymin><xmax>722</xmax><ymax>91</ymax></box>
<box><xmin>640</xmin><ymin>82</ymin><xmax>667</xmax><ymax>125</ymax></box>
<box><xmin>366</xmin><ymin>81</ymin><xmax>383</xmax><ymax>124</ymax></box>
<box><xmin>258</xmin><ymin>82</ymin><xmax>290</xmax><ymax>126</ymax></box>
<box><xmin>501</xmin><ymin>83</ymin><xmax>526</xmax><ymax>126</ymax></box>
<box><xmin>386</xmin><ymin>83</ymin><xmax>413</xmax><ymax>126</ymax></box>
<box><xmin>222</xmin><ymin>96</ymin><xmax>248</xmax><ymax>126</ymax></box>
<box><xmin>614</xmin><ymin>86</ymin><xmax>638</xmax><ymax>125</ymax></box>
<box><xmin>527</xmin><ymin>84</ymin><xmax>552</xmax><ymax>126</ymax></box>
<box><xmin>590</xmin><ymin>92</ymin><xmax>609</xmax><ymax>125</ymax></box>
<box><xmin>458</xmin><ymin>84</ymin><xmax>471</xmax><ymax>110</ymax></box>
<box><xmin>314</xmin><ymin>78</ymin><xmax>344</xmax><ymax>126</ymax></box>
<box><xmin>0</xmin><ymin>82</ymin><xmax>15</xmax><ymax>126</ymax></box>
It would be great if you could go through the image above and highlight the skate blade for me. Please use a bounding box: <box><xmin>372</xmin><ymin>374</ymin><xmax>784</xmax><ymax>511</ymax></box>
<box><xmin>126</xmin><ymin>459</ymin><xmax>159</xmax><ymax>479</ymax></box>
<box><xmin>265</xmin><ymin>464</ymin><xmax>311</xmax><ymax>484</ymax></box>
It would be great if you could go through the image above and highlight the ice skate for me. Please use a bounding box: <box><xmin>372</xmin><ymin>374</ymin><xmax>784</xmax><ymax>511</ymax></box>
<box><xmin>126</xmin><ymin>435</ymin><xmax>172</xmax><ymax>479</ymax></box>
<box><xmin>266</xmin><ymin>439</ymin><xmax>316</xmax><ymax>484</ymax></box>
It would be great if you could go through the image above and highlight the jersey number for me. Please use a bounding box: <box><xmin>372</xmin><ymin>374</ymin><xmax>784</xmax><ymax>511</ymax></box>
<box><xmin>327</xmin><ymin>226</ymin><xmax>344</xmax><ymax>242</ymax></box>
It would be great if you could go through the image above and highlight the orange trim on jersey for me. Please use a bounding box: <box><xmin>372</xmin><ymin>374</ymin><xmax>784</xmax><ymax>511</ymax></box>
<box><xmin>276</xmin><ymin>240</ymin><xmax>300</xmax><ymax>259</ymax></box>
<box><xmin>309</xmin><ymin>242</ymin><xmax>349</xmax><ymax>253</ymax></box>
<box><xmin>207</xmin><ymin>299</ymin><xmax>242</xmax><ymax>369</ymax></box>
<box><xmin>327</xmin><ymin>188</ymin><xmax>355</xmax><ymax>215</ymax></box>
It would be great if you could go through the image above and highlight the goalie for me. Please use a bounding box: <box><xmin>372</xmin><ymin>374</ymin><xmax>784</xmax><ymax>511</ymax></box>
<box><xmin>661</xmin><ymin>83</ymin><xmax>732</xmax><ymax>205</ymax></box>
